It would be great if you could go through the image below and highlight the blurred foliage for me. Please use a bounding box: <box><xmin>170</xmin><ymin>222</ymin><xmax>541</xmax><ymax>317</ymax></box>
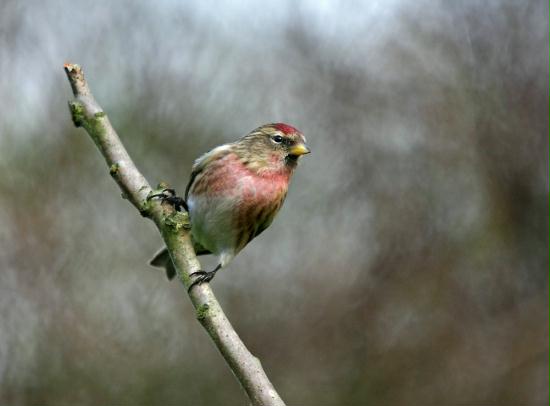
<box><xmin>0</xmin><ymin>0</ymin><xmax>548</xmax><ymax>405</ymax></box>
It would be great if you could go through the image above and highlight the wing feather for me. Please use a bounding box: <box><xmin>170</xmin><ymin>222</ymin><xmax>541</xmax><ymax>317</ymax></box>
<box><xmin>185</xmin><ymin>144</ymin><xmax>232</xmax><ymax>201</ymax></box>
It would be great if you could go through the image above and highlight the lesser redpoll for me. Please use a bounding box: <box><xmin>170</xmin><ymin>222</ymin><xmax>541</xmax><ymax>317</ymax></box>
<box><xmin>150</xmin><ymin>123</ymin><xmax>310</xmax><ymax>290</ymax></box>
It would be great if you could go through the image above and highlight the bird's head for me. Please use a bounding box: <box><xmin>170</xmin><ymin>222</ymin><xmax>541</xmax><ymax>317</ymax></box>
<box><xmin>234</xmin><ymin>123</ymin><xmax>310</xmax><ymax>173</ymax></box>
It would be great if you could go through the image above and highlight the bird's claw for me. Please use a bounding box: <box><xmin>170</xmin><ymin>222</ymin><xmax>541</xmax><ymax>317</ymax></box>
<box><xmin>188</xmin><ymin>268</ymin><xmax>220</xmax><ymax>292</ymax></box>
<box><xmin>148</xmin><ymin>188</ymin><xmax>188</xmax><ymax>212</ymax></box>
<box><xmin>188</xmin><ymin>271</ymin><xmax>215</xmax><ymax>292</ymax></box>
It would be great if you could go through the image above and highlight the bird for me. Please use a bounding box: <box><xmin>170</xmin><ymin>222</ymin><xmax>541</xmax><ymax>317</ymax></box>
<box><xmin>149</xmin><ymin>123</ymin><xmax>310</xmax><ymax>291</ymax></box>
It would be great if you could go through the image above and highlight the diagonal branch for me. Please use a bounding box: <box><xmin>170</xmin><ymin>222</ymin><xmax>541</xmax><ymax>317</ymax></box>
<box><xmin>64</xmin><ymin>63</ymin><xmax>285</xmax><ymax>406</ymax></box>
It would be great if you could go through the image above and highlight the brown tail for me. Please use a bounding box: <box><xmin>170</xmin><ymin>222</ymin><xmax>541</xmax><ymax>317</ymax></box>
<box><xmin>149</xmin><ymin>248</ymin><xmax>177</xmax><ymax>280</ymax></box>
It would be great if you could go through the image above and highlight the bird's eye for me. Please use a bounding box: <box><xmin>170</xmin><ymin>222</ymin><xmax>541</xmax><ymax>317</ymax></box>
<box><xmin>272</xmin><ymin>135</ymin><xmax>283</xmax><ymax>144</ymax></box>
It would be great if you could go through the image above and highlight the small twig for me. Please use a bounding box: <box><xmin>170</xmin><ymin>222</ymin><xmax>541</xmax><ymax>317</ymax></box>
<box><xmin>64</xmin><ymin>63</ymin><xmax>285</xmax><ymax>406</ymax></box>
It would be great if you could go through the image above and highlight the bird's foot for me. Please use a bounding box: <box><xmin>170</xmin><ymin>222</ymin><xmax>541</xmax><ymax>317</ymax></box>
<box><xmin>188</xmin><ymin>265</ymin><xmax>221</xmax><ymax>292</ymax></box>
<box><xmin>148</xmin><ymin>188</ymin><xmax>188</xmax><ymax>212</ymax></box>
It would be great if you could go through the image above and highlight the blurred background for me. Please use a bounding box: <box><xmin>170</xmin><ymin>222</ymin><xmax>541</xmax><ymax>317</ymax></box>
<box><xmin>0</xmin><ymin>0</ymin><xmax>548</xmax><ymax>405</ymax></box>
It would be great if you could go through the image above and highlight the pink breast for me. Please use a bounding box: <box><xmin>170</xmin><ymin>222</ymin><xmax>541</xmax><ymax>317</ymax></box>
<box><xmin>203</xmin><ymin>153</ymin><xmax>289</xmax><ymax>203</ymax></box>
<box><xmin>239</xmin><ymin>168</ymin><xmax>288</xmax><ymax>205</ymax></box>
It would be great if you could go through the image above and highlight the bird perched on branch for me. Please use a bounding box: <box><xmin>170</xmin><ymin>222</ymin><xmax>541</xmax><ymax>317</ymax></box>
<box><xmin>149</xmin><ymin>123</ymin><xmax>310</xmax><ymax>291</ymax></box>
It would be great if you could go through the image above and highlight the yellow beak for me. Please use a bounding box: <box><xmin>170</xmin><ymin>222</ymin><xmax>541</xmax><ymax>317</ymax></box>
<box><xmin>289</xmin><ymin>143</ymin><xmax>311</xmax><ymax>156</ymax></box>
